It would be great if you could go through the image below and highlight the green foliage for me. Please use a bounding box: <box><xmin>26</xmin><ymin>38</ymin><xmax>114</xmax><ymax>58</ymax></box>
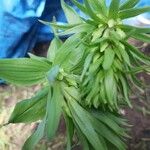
<box><xmin>0</xmin><ymin>0</ymin><xmax>150</xmax><ymax>149</ymax></box>
<box><xmin>9</xmin><ymin>86</ymin><xmax>48</xmax><ymax>123</ymax></box>
<box><xmin>0</xmin><ymin>58</ymin><xmax>51</xmax><ymax>85</ymax></box>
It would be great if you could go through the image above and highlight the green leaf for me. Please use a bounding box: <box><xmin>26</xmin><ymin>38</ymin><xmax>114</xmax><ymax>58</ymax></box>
<box><xmin>96</xmin><ymin>0</ymin><xmax>107</xmax><ymax>15</ymax></box>
<box><xmin>119</xmin><ymin>7</ymin><xmax>150</xmax><ymax>19</ymax></box>
<box><xmin>100</xmin><ymin>83</ymin><xmax>107</xmax><ymax>104</ymax></box>
<box><xmin>71</xmin><ymin>0</ymin><xmax>87</xmax><ymax>14</ymax></box>
<box><xmin>0</xmin><ymin>58</ymin><xmax>51</xmax><ymax>85</ymax></box>
<box><xmin>68</xmin><ymin>98</ymin><xmax>105</xmax><ymax>150</ymax></box>
<box><xmin>61</xmin><ymin>0</ymin><xmax>83</xmax><ymax>24</ymax></box>
<box><xmin>47</xmin><ymin>37</ymin><xmax>62</xmax><ymax>62</ymax></box>
<box><xmin>58</xmin><ymin>23</ymin><xmax>95</xmax><ymax>36</ymax></box>
<box><xmin>84</xmin><ymin>0</ymin><xmax>105</xmax><ymax>23</ymax></box>
<box><xmin>109</xmin><ymin>0</ymin><xmax>120</xmax><ymax>19</ymax></box>
<box><xmin>117</xmin><ymin>43</ymin><xmax>130</xmax><ymax>66</ymax></box>
<box><xmin>120</xmin><ymin>0</ymin><xmax>140</xmax><ymax>10</ymax></box>
<box><xmin>85</xmin><ymin>0</ymin><xmax>107</xmax><ymax>16</ymax></box>
<box><xmin>9</xmin><ymin>87</ymin><xmax>48</xmax><ymax>123</ymax></box>
<box><xmin>119</xmin><ymin>75</ymin><xmax>132</xmax><ymax>107</ymax></box>
<box><xmin>119</xmin><ymin>24</ymin><xmax>150</xmax><ymax>34</ymax></box>
<box><xmin>64</xmin><ymin>114</ymin><xmax>74</xmax><ymax>150</ymax></box>
<box><xmin>88</xmin><ymin>114</ymin><xmax>126</xmax><ymax>150</ymax></box>
<box><xmin>64</xmin><ymin>86</ymin><xmax>80</xmax><ymax>101</ymax></box>
<box><xmin>125</xmin><ymin>65</ymin><xmax>150</xmax><ymax>74</ymax></box>
<box><xmin>53</xmin><ymin>33</ymin><xmax>83</xmax><ymax>67</ymax></box>
<box><xmin>47</xmin><ymin>65</ymin><xmax>60</xmax><ymax>84</ymax></box>
<box><xmin>104</xmin><ymin>112</ymin><xmax>128</xmax><ymax>126</ymax></box>
<box><xmin>89</xmin><ymin>56</ymin><xmax>104</xmax><ymax>74</ymax></box>
<box><xmin>40</xmin><ymin>20</ymin><xmax>79</xmax><ymax>30</ymax></box>
<box><xmin>45</xmin><ymin>83</ymin><xmax>63</xmax><ymax>139</ymax></box>
<box><xmin>129</xmin><ymin>73</ymin><xmax>145</xmax><ymax>92</ymax></box>
<box><xmin>63</xmin><ymin>44</ymin><xmax>86</xmax><ymax>72</ymax></box>
<box><xmin>103</xmin><ymin>48</ymin><xmax>115</xmax><ymax>70</ymax></box>
<box><xmin>80</xmin><ymin>52</ymin><xmax>93</xmax><ymax>81</ymax></box>
<box><xmin>104</xmin><ymin>69</ymin><xmax>116</xmax><ymax>106</ymax></box>
<box><xmin>131</xmin><ymin>33</ymin><xmax>150</xmax><ymax>43</ymax></box>
<box><xmin>92</xmin><ymin>111</ymin><xmax>127</xmax><ymax>137</ymax></box>
<box><xmin>74</xmin><ymin>121</ymin><xmax>90</xmax><ymax>150</ymax></box>
<box><xmin>23</xmin><ymin>120</ymin><xmax>45</xmax><ymax>150</ymax></box>
<box><xmin>123</xmin><ymin>41</ymin><xmax>150</xmax><ymax>62</ymax></box>
<box><xmin>28</xmin><ymin>53</ymin><xmax>52</xmax><ymax>65</ymax></box>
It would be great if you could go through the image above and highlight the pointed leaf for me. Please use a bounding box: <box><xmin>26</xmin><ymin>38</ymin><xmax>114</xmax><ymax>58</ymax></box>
<box><xmin>119</xmin><ymin>7</ymin><xmax>150</xmax><ymax>19</ymax></box>
<box><xmin>9</xmin><ymin>87</ymin><xmax>48</xmax><ymax>123</ymax></box>
<box><xmin>103</xmin><ymin>48</ymin><xmax>115</xmax><ymax>70</ymax></box>
<box><xmin>84</xmin><ymin>0</ymin><xmax>104</xmax><ymax>23</ymax></box>
<box><xmin>45</xmin><ymin>83</ymin><xmax>63</xmax><ymax>139</ymax></box>
<box><xmin>64</xmin><ymin>114</ymin><xmax>74</xmax><ymax>150</ymax></box>
<box><xmin>123</xmin><ymin>41</ymin><xmax>150</xmax><ymax>62</ymax></box>
<box><xmin>58</xmin><ymin>23</ymin><xmax>95</xmax><ymax>36</ymax></box>
<box><xmin>23</xmin><ymin>120</ymin><xmax>45</xmax><ymax>150</ymax></box>
<box><xmin>47</xmin><ymin>37</ymin><xmax>62</xmax><ymax>62</ymax></box>
<box><xmin>120</xmin><ymin>0</ymin><xmax>140</xmax><ymax>10</ymax></box>
<box><xmin>109</xmin><ymin>0</ymin><xmax>120</xmax><ymax>19</ymax></box>
<box><xmin>81</xmin><ymin>52</ymin><xmax>93</xmax><ymax>80</ymax></box>
<box><xmin>104</xmin><ymin>69</ymin><xmax>116</xmax><ymax>106</ymax></box>
<box><xmin>0</xmin><ymin>58</ymin><xmax>51</xmax><ymax>85</ymax></box>
<box><xmin>119</xmin><ymin>75</ymin><xmax>132</xmax><ymax>107</ymax></box>
<box><xmin>61</xmin><ymin>0</ymin><xmax>83</xmax><ymax>24</ymax></box>
<box><xmin>47</xmin><ymin>65</ymin><xmax>60</xmax><ymax>84</ymax></box>
<box><xmin>131</xmin><ymin>33</ymin><xmax>150</xmax><ymax>43</ymax></box>
<box><xmin>71</xmin><ymin>0</ymin><xmax>87</xmax><ymax>14</ymax></box>
<box><xmin>119</xmin><ymin>24</ymin><xmax>150</xmax><ymax>34</ymax></box>
<box><xmin>68</xmin><ymin>98</ymin><xmax>105</xmax><ymax>150</ymax></box>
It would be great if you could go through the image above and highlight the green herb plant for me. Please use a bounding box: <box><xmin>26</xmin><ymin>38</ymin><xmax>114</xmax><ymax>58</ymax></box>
<box><xmin>0</xmin><ymin>0</ymin><xmax>150</xmax><ymax>150</ymax></box>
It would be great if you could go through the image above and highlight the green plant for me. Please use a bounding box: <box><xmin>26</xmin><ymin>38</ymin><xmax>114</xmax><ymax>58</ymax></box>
<box><xmin>0</xmin><ymin>0</ymin><xmax>150</xmax><ymax>149</ymax></box>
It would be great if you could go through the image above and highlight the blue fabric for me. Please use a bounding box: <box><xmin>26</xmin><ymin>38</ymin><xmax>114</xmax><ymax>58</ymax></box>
<box><xmin>0</xmin><ymin>0</ymin><xmax>46</xmax><ymax>58</ymax></box>
<box><xmin>0</xmin><ymin>0</ymin><xmax>82</xmax><ymax>58</ymax></box>
<box><xmin>0</xmin><ymin>0</ymin><xmax>149</xmax><ymax>59</ymax></box>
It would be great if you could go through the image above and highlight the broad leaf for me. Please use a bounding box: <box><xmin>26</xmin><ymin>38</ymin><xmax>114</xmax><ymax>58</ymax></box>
<box><xmin>9</xmin><ymin>87</ymin><xmax>48</xmax><ymax>123</ymax></box>
<box><xmin>0</xmin><ymin>58</ymin><xmax>51</xmax><ymax>85</ymax></box>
